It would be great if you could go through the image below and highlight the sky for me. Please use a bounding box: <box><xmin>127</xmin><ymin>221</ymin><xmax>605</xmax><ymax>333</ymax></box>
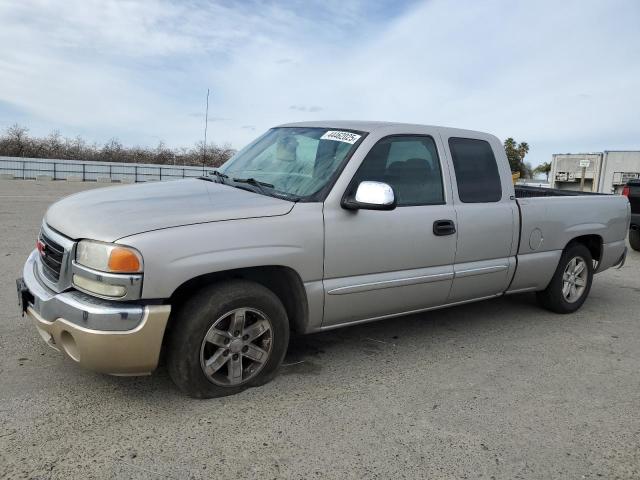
<box><xmin>0</xmin><ymin>0</ymin><xmax>639</xmax><ymax>166</ymax></box>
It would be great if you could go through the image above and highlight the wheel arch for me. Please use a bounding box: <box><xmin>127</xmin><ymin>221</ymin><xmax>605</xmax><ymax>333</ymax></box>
<box><xmin>565</xmin><ymin>234</ymin><xmax>602</xmax><ymax>263</ymax></box>
<box><xmin>167</xmin><ymin>265</ymin><xmax>309</xmax><ymax>335</ymax></box>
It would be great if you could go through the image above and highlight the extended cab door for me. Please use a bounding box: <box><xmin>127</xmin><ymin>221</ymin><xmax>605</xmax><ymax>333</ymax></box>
<box><xmin>442</xmin><ymin>134</ymin><xmax>519</xmax><ymax>302</ymax></box>
<box><xmin>322</xmin><ymin>133</ymin><xmax>457</xmax><ymax>327</ymax></box>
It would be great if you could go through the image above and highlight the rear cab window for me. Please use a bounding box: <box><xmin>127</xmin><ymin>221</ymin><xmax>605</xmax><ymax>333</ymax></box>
<box><xmin>448</xmin><ymin>137</ymin><xmax>502</xmax><ymax>203</ymax></box>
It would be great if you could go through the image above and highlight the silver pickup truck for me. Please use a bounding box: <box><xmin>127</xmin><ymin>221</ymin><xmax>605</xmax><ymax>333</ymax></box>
<box><xmin>17</xmin><ymin>121</ymin><xmax>630</xmax><ymax>398</ymax></box>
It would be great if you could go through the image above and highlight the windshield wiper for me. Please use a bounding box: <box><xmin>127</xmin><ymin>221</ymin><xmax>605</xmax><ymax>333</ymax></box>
<box><xmin>208</xmin><ymin>170</ymin><xmax>229</xmax><ymax>185</ymax></box>
<box><xmin>198</xmin><ymin>170</ymin><xmax>229</xmax><ymax>184</ymax></box>
<box><xmin>232</xmin><ymin>177</ymin><xmax>274</xmax><ymax>196</ymax></box>
<box><xmin>270</xmin><ymin>191</ymin><xmax>301</xmax><ymax>202</ymax></box>
<box><xmin>231</xmin><ymin>177</ymin><xmax>300</xmax><ymax>202</ymax></box>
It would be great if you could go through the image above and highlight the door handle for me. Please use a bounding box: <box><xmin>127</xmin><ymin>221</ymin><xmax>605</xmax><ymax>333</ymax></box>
<box><xmin>433</xmin><ymin>219</ymin><xmax>456</xmax><ymax>236</ymax></box>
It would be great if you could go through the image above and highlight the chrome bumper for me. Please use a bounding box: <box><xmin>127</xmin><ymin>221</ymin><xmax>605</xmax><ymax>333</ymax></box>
<box><xmin>20</xmin><ymin>250</ymin><xmax>171</xmax><ymax>375</ymax></box>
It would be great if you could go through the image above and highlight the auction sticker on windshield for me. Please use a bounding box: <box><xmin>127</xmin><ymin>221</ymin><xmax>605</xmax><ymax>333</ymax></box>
<box><xmin>320</xmin><ymin>131</ymin><xmax>362</xmax><ymax>144</ymax></box>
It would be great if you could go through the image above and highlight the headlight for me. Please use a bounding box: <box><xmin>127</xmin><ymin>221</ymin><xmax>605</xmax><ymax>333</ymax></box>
<box><xmin>76</xmin><ymin>240</ymin><xmax>143</xmax><ymax>273</ymax></box>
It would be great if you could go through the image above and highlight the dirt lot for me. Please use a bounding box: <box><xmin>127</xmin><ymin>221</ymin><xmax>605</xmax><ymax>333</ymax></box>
<box><xmin>1</xmin><ymin>179</ymin><xmax>639</xmax><ymax>479</ymax></box>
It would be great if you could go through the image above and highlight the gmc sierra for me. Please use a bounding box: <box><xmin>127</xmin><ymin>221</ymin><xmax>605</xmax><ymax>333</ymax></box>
<box><xmin>17</xmin><ymin>121</ymin><xmax>630</xmax><ymax>398</ymax></box>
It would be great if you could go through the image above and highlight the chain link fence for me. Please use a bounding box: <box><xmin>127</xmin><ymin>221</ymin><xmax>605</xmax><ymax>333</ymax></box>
<box><xmin>0</xmin><ymin>156</ymin><xmax>209</xmax><ymax>183</ymax></box>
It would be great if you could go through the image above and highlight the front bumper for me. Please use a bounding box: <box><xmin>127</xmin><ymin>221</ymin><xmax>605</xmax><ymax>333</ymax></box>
<box><xmin>19</xmin><ymin>250</ymin><xmax>171</xmax><ymax>375</ymax></box>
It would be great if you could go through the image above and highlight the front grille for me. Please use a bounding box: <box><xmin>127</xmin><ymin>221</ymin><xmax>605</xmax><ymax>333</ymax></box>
<box><xmin>39</xmin><ymin>232</ymin><xmax>65</xmax><ymax>281</ymax></box>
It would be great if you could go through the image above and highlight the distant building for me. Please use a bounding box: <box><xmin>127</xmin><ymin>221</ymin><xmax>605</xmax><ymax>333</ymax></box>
<box><xmin>599</xmin><ymin>151</ymin><xmax>640</xmax><ymax>194</ymax></box>
<box><xmin>549</xmin><ymin>151</ymin><xmax>640</xmax><ymax>194</ymax></box>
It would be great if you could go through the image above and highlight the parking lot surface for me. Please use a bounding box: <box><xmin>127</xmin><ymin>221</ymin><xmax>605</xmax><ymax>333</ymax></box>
<box><xmin>1</xmin><ymin>179</ymin><xmax>639</xmax><ymax>479</ymax></box>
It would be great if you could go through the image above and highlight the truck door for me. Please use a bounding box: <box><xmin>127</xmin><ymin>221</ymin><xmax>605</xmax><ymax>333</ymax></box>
<box><xmin>444</xmin><ymin>136</ymin><xmax>518</xmax><ymax>302</ymax></box>
<box><xmin>322</xmin><ymin>134</ymin><xmax>457</xmax><ymax>327</ymax></box>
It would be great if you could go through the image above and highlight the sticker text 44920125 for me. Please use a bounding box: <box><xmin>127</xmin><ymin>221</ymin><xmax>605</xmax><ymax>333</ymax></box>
<box><xmin>320</xmin><ymin>131</ymin><xmax>362</xmax><ymax>144</ymax></box>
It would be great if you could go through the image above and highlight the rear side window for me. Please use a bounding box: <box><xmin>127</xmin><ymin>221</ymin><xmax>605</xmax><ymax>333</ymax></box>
<box><xmin>448</xmin><ymin>138</ymin><xmax>502</xmax><ymax>203</ymax></box>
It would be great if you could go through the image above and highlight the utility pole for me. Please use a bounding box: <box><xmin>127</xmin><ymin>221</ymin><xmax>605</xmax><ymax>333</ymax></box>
<box><xmin>202</xmin><ymin>88</ymin><xmax>210</xmax><ymax>175</ymax></box>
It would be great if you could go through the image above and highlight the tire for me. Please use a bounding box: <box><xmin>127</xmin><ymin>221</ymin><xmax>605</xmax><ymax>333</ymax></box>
<box><xmin>536</xmin><ymin>243</ymin><xmax>594</xmax><ymax>314</ymax></box>
<box><xmin>167</xmin><ymin>280</ymin><xmax>289</xmax><ymax>398</ymax></box>
<box><xmin>630</xmin><ymin>229</ymin><xmax>640</xmax><ymax>252</ymax></box>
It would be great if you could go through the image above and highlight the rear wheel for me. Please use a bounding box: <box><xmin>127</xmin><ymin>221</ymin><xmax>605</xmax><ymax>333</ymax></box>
<box><xmin>167</xmin><ymin>280</ymin><xmax>289</xmax><ymax>398</ymax></box>
<box><xmin>629</xmin><ymin>229</ymin><xmax>640</xmax><ymax>251</ymax></box>
<box><xmin>536</xmin><ymin>243</ymin><xmax>593</xmax><ymax>314</ymax></box>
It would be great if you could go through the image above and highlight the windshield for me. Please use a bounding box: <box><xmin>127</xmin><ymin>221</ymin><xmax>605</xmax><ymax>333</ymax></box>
<box><xmin>218</xmin><ymin>127</ymin><xmax>364</xmax><ymax>200</ymax></box>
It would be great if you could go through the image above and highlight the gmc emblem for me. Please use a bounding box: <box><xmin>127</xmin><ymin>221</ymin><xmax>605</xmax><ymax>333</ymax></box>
<box><xmin>36</xmin><ymin>239</ymin><xmax>46</xmax><ymax>256</ymax></box>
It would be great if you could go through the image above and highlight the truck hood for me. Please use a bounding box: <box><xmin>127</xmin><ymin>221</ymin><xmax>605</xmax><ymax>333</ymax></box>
<box><xmin>45</xmin><ymin>179</ymin><xmax>295</xmax><ymax>242</ymax></box>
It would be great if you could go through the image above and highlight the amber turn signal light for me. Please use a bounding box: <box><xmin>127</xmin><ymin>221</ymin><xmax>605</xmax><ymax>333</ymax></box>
<box><xmin>108</xmin><ymin>247</ymin><xmax>142</xmax><ymax>272</ymax></box>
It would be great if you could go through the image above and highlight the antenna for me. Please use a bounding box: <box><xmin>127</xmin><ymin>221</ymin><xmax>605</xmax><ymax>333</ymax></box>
<box><xmin>202</xmin><ymin>88</ymin><xmax>210</xmax><ymax>174</ymax></box>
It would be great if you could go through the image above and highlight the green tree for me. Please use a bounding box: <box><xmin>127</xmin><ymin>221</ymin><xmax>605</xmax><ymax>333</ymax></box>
<box><xmin>533</xmin><ymin>161</ymin><xmax>551</xmax><ymax>180</ymax></box>
<box><xmin>504</xmin><ymin>137</ymin><xmax>530</xmax><ymax>177</ymax></box>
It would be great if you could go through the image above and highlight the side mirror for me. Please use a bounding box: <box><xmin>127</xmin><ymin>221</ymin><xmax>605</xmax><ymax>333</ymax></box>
<box><xmin>342</xmin><ymin>181</ymin><xmax>397</xmax><ymax>211</ymax></box>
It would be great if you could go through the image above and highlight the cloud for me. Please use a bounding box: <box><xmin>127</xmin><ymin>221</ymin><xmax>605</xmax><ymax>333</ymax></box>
<box><xmin>0</xmin><ymin>0</ymin><xmax>638</xmax><ymax>165</ymax></box>
<box><xmin>187</xmin><ymin>114</ymin><xmax>231</xmax><ymax>123</ymax></box>
<box><xmin>289</xmin><ymin>105</ymin><xmax>323</xmax><ymax>112</ymax></box>
<box><xmin>0</xmin><ymin>0</ymin><xmax>393</xmax><ymax>146</ymax></box>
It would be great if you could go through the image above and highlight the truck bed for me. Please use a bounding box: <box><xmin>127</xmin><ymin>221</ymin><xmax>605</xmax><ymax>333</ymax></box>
<box><xmin>515</xmin><ymin>185</ymin><xmax>605</xmax><ymax>198</ymax></box>
<box><xmin>512</xmin><ymin>186</ymin><xmax>628</xmax><ymax>289</ymax></box>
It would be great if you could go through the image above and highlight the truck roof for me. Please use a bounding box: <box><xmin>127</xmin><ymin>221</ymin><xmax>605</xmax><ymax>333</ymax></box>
<box><xmin>277</xmin><ymin>120</ymin><xmax>497</xmax><ymax>141</ymax></box>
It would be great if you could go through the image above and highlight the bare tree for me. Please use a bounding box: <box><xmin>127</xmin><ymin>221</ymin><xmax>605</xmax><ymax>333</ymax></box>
<box><xmin>0</xmin><ymin>125</ymin><xmax>236</xmax><ymax>166</ymax></box>
<box><xmin>0</xmin><ymin>124</ymin><xmax>31</xmax><ymax>157</ymax></box>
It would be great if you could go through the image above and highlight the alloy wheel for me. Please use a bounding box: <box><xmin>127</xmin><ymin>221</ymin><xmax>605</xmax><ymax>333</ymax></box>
<box><xmin>199</xmin><ymin>308</ymin><xmax>273</xmax><ymax>386</ymax></box>
<box><xmin>562</xmin><ymin>256</ymin><xmax>588</xmax><ymax>303</ymax></box>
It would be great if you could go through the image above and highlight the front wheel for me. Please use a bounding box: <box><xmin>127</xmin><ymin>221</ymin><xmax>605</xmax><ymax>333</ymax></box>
<box><xmin>167</xmin><ymin>280</ymin><xmax>289</xmax><ymax>398</ymax></box>
<box><xmin>536</xmin><ymin>243</ymin><xmax>594</xmax><ymax>314</ymax></box>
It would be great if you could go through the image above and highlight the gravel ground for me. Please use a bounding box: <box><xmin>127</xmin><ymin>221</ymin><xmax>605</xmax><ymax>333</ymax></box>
<box><xmin>0</xmin><ymin>179</ymin><xmax>639</xmax><ymax>479</ymax></box>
